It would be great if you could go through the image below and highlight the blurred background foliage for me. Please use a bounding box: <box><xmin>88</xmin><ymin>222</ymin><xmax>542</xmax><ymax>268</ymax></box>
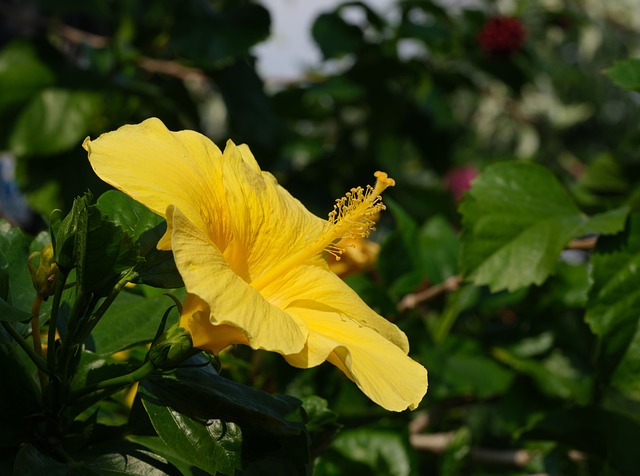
<box><xmin>2</xmin><ymin>0</ymin><xmax>640</xmax><ymax>474</ymax></box>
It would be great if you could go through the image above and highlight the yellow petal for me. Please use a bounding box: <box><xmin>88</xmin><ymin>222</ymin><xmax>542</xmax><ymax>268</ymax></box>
<box><xmin>284</xmin><ymin>305</ymin><xmax>428</xmax><ymax>412</ymax></box>
<box><xmin>179</xmin><ymin>293</ymin><xmax>250</xmax><ymax>354</ymax></box>
<box><xmin>261</xmin><ymin>263</ymin><xmax>409</xmax><ymax>352</ymax></box>
<box><xmin>218</xmin><ymin>141</ymin><xmax>326</xmax><ymax>282</ymax></box>
<box><xmin>84</xmin><ymin>118</ymin><xmax>326</xmax><ymax>282</ymax></box>
<box><xmin>169</xmin><ymin>205</ymin><xmax>308</xmax><ymax>355</ymax></box>
<box><xmin>83</xmin><ymin>118</ymin><xmax>229</xmax><ymax>247</ymax></box>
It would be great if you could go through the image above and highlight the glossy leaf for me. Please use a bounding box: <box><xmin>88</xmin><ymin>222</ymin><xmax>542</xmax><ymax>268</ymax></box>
<box><xmin>90</xmin><ymin>292</ymin><xmax>178</xmax><ymax>355</ymax></box>
<box><xmin>13</xmin><ymin>441</ymin><xmax>173</xmax><ymax>475</ymax></box>
<box><xmin>96</xmin><ymin>190</ymin><xmax>163</xmax><ymax>244</ymax></box>
<box><xmin>75</xmin><ymin>202</ymin><xmax>139</xmax><ymax>295</ymax></box>
<box><xmin>140</xmin><ymin>379</ymin><xmax>243</xmax><ymax>476</ymax></box>
<box><xmin>460</xmin><ymin>161</ymin><xmax>628</xmax><ymax>292</ymax></box>
<box><xmin>142</xmin><ymin>355</ymin><xmax>305</xmax><ymax>436</ymax></box>
<box><xmin>96</xmin><ymin>191</ymin><xmax>182</xmax><ymax>288</ymax></box>
<box><xmin>126</xmin><ymin>435</ymin><xmax>207</xmax><ymax>476</ymax></box>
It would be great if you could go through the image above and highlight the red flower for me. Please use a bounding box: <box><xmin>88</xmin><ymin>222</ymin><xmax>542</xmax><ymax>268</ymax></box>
<box><xmin>478</xmin><ymin>16</ymin><xmax>526</xmax><ymax>56</ymax></box>
<box><xmin>444</xmin><ymin>165</ymin><xmax>478</xmax><ymax>201</ymax></box>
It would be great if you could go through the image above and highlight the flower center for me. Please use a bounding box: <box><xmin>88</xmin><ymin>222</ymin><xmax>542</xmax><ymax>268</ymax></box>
<box><xmin>250</xmin><ymin>171</ymin><xmax>394</xmax><ymax>292</ymax></box>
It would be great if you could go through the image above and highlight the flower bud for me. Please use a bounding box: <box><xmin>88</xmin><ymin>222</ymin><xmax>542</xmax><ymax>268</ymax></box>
<box><xmin>148</xmin><ymin>324</ymin><xmax>196</xmax><ymax>370</ymax></box>
<box><xmin>30</xmin><ymin>244</ymin><xmax>59</xmax><ymax>300</ymax></box>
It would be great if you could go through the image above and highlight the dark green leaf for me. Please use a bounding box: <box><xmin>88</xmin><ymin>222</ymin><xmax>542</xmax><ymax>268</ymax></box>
<box><xmin>75</xmin><ymin>203</ymin><xmax>139</xmax><ymax>295</ymax></box>
<box><xmin>170</xmin><ymin>3</ymin><xmax>270</xmax><ymax>65</ymax></box>
<box><xmin>416</xmin><ymin>215</ymin><xmax>460</xmax><ymax>283</ymax></box>
<box><xmin>0</xmin><ymin>221</ymin><xmax>40</xmax><ymax>319</ymax></box>
<box><xmin>492</xmin><ymin>348</ymin><xmax>591</xmax><ymax>402</ymax></box>
<box><xmin>52</xmin><ymin>196</ymin><xmax>87</xmax><ymax>273</ymax></box>
<box><xmin>459</xmin><ymin>161</ymin><xmax>628</xmax><ymax>292</ymax></box>
<box><xmin>604</xmin><ymin>58</ymin><xmax>640</xmax><ymax>92</ymax></box>
<box><xmin>525</xmin><ymin>406</ymin><xmax>640</xmax><ymax>476</ymax></box>
<box><xmin>300</xmin><ymin>396</ymin><xmax>341</xmax><ymax>457</ymax></box>
<box><xmin>91</xmin><ymin>292</ymin><xmax>178</xmax><ymax>355</ymax></box>
<box><xmin>0</xmin><ymin>42</ymin><xmax>55</xmax><ymax>111</ymax></box>
<box><xmin>139</xmin><ymin>381</ymin><xmax>243</xmax><ymax>476</ymax></box>
<box><xmin>440</xmin><ymin>427</ymin><xmax>471</xmax><ymax>476</ymax></box>
<box><xmin>12</xmin><ymin>445</ymin><xmax>69</xmax><ymax>476</ymax></box>
<box><xmin>96</xmin><ymin>191</ymin><xmax>163</xmax><ymax>244</ymax></box>
<box><xmin>9</xmin><ymin>89</ymin><xmax>101</xmax><ymax>158</ymax></box>
<box><xmin>71</xmin><ymin>349</ymin><xmax>138</xmax><ymax>393</ymax></box>
<box><xmin>312</xmin><ymin>12</ymin><xmax>365</xmax><ymax>60</ymax></box>
<box><xmin>422</xmin><ymin>336</ymin><xmax>515</xmax><ymax>400</ymax></box>
<box><xmin>126</xmin><ymin>435</ymin><xmax>206</xmax><ymax>476</ymax></box>
<box><xmin>0</xmin><ymin>324</ymin><xmax>42</xmax><ymax>447</ymax></box>
<box><xmin>13</xmin><ymin>441</ymin><xmax>174</xmax><ymax>475</ymax></box>
<box><xmin>132</xmin><ymin>246</ymin><xmax>183</xmax><ymax>289</ymax></box>
<box><xmin>142</xmin><ymin>355</ymin><xmax>305</xmax><ymax>436</ymax></box>
<box><xmin>317</xmin><ymin>427</ymin><xmax>414</xmax><ymax>476</ymax></box>
<box><xmin>585</xmin><ymin>213</ymin><xmax>640</xmax><ymax>396</ymax></box>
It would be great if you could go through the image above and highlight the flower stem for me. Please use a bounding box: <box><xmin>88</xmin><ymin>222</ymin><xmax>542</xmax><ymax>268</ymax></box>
<box><xmin>70</xmin><ymin>359</ymin><xmax>155</xmax><ymax>403</ymax></box>
<box><xmin>1</xmin><ymin>320</ymin><xmax>51</xmax><ymax>376</ymax></box>
<box><xmin>47</xmin><ymin>271</ymin><xmax>68</xmax><ymax>372</ymax></box>
<box><xmin>30</xmin><ymin>294</ymin><xmax>48</xmax><ymax>390</ymax></box>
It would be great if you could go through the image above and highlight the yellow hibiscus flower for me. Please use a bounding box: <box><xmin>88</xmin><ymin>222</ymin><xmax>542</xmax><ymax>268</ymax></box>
<box><xmin>83</xmin><ymin>118</ymin><xmax>427</xmax><ymax>411</ymax></box>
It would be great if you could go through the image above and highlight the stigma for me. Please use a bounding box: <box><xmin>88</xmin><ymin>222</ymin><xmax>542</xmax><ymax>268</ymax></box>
<box><xmin>325</xmin><ymin>171</ymin><xmax>395</xmax><ymax>259</ymax></box>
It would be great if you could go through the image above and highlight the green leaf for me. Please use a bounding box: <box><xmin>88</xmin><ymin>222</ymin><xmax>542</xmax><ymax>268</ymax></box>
<box><xmin>91</xmin><ymin>292</ymin><xmax>178</xmax><ymax>355</ymax></box>
<box><xmin>459</xmin><ymin>161</ymin><xmax>628</xmax><ymax>292</ymax></box>
<box><xmin>12</xmin><ymin>444</ymin><xmax>69</xmax><ymax>476</ymax></box>
<box><xmin>139</xmin><ymin>380</ymin><xmax>243</xmax><ymax>476</ymax></box>
<box><xmin>0</xmin><ymin>324</ymin><xmax>42</xmax><ymax>447</ymax></box>
<box><xmin>416</xmin><ymin>215</ymin><xmax>460</xmax><ymax>284</ymax></box>
<box><xmin>604</xmin><ymin>58</ymin><xmax>640</xmax><ymax>92</ymax></box>
<box><xmin>0</xmin><ymin>220</ymin><xmax>43</xmax><ymax>320</ymax></box>
<box><xmin>300</xmin><ymin>396</ymin><xmax>341</xmax><ymax>457</ymax></box>
<box><xmin>525</xmin><ymin>406</ymin><xmax>640</xmax><ymax>476</ymax></box>
<box><xmin>75</xmin><ymin>202</ymin><xmax>140</xmax><ymax>295</ymax></box>
<box><xmin>312</xmin><ymin>12</ymin><xmax>365</xmax><ymax>60</ymax></box>
<box><xmin>96</xmin><ymin>191</ymin><xmax>163</xmax><ymax>244</ymax></box>
<box><xmin>70</xmin><ymin>349</ymin><xmax>138</xmax><ymax>393</ymax></box>
<box><xmin>316</xmin><ymin>427</ymin><xmax>414</xmax><ymax>476</ymax></box>
<box><xmin>13</xmin><ymin>441</ymin><xmax>175</xmax><ymax>475</ymax></box>
<box><xmin>422</xmin><ymin>336</ymin><xmax>515</xmax><ymax>401</ymax></box>
<box><xmin>95</xmin><ymin>191</ymin><xmax>182</xmax><ymax>288</ymax></box>
<box><xmin>141</xmin><ymin>356</ymin><xmax>310</xmax><ymax>473</ymax></box>
<box><xmin>492</xmin><ymin>348</ymin><xmax>591</xmax><ymax>402</ymax></box>
<box><xmin>142</xmin><ymin>355</ymin><xmax>306</xmax><ymax>436</ymax></box>
<box><xmin>440</xmin><ymin>427</ymin><xmax>471</xmax><ymax>476</ymax></box>
<box><xmin>585</xmin><ymin>213</ymin><xmax>640</xmax><ymax>396</ymax></box>
<box><xmin>9</xmin><ymin>89</ymin><xmax>101</xmax><ymax>158</ymax></box>
<box><xmin>170</xmin><ymin>3</ymin><xmax>270</xmax><ymax>65</ymax></box>
<box><xmin>126</xmin><ymin>435</ymin><xmax>204</xmax><ymax>476</ymax></box>
<box><xmin>0</xmin><ymin>41</ymin><xmax>55</xmax><ymax>111</ymax></box>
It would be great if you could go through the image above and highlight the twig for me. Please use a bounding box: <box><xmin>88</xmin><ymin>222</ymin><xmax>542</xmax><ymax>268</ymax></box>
<box><xmin>398</xmin><ymin>275</ymin><xmax>462</xmax><ymax>311</ymax></box>
<box><xmin>566</xmin><ymin>236</ymin><xmax>598</xmax><ymax>250</ymax></box>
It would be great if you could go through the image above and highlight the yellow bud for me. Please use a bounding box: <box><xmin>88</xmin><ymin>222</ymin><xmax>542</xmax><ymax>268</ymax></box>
<box><xmin>29</xmin><ymin>244</ymin><xmax>59</xmax><ymax>300</ymax></box>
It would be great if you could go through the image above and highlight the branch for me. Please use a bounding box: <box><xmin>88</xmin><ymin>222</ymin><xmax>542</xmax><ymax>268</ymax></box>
<box><xmin>566</xmin><ymin>236</ymin><xmax>597</xmax><ymax>250</ymax></box>
<box><xmin>398</xmin><ymin>275</ymin><xmax>462</xmax><ymax>311</ymax></box>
